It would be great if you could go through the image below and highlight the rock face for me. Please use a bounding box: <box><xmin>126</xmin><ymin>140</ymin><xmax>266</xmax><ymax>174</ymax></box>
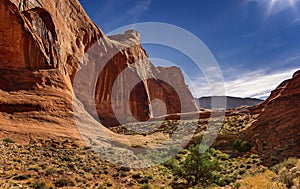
<box><xmin>246</xmin><ymin>70</ymin><xmax>300</xmax><ymax>165</ymax></box>
<box><xmin>0</xmin><ymin>0</ymin><xmax>100</xmax><ymax>142</ymax></box>
<box><xmin>0</xmin><ymin>0</ymin><xmax>197</xmax><ymax>143</ymax></box>
<box><xmin>74</xmin><ymin>30</ymin><xmax>198</xmax><ymax>126</ymax></box>
<box><xmin>0</xmin><ymin>0</ymin><xmax>102</xmax><ymax>71</ymax></box>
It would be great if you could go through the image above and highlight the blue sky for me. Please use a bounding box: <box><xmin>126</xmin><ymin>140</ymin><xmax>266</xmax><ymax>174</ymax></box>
<box><xmin>79</xmin><ymin>0</ymin><xmax>300</xmax><ymax>99</ymax></box>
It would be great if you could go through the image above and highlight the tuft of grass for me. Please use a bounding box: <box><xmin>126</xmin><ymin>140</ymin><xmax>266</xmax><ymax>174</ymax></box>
<box><xmin>3</xmin><ymin>138</ymin><xmax>14</xmax><ymax>143</ymax></box>
<box><xmin>238</xmin><ymin>170</ymin><xmax>286</xmax><ymax>189</ymax></box>
<box><xmin>54</xmin><ymin>178</ymin><xmax>76</xmax><ymax>187</ymax></box>
<box><xmin>45</xmin><ymin>167</ymin><xmax>57</xmax><ymax>175</ymax></box>
<box><xmin>31</xmin><ymin>180</ymin><xmax>55</xmax><ymax>189</ymax></box>
<box><xmin>140</xmin><ymin>184</ymin><xmax>152</xmax><ymax>189</ymax></box>
<box><xmin>13</xmin><ymin>174</ymin><xmax>31</xmax><ymax>180</ymax></box>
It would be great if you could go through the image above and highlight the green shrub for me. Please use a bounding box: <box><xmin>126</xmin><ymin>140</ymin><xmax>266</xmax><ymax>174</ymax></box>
<box><xmin>140</xmin><ymin>184</ymin><xmax>151</xmax><ymax>189</ymax></box>
<box><xmin>164</xmin><ymin>158</ymin><xmax>179</xmax><ymax>171</ymax></box>
<box><xmin>140</xmin><ymin>177</ymin><xmax>150</xmax><ymax>184</ymax></box>
<box><xmin>233</xmin><ymin>139</ymin><xmax>251</xmax><ymax>152</ymax></box>
<box><xmin>29</xmin><ymin>166</ymin><xmax>41</xmax><ymax>172</ymax></box>
<box><xmin>120</xmin><ymin>166</ymin><xmax>131</xmax><ymax>172</ymax></box>
<box><xmin>106</xmin><ymin>182</ymin><xmax>113</xmax><ymax>187</ymax></box>
<box><xmin>45</xmin><ymin>167</ymin><xmax>57</xmax><ymax>175</ymax></box>
<box><xmin>3</xmin><ymin>138</ymin><xmax>14</xmax><ymax>143</ymax></box>
<box><xmin>133</xmin><ymin>172</ymin><xmax>143</xmax><ymax>179</ymax></box>
<box><xmin>278</xmin><ymin>168</ymin><xmax>294</xmax><ymax>188</ymax></box>
<box><xmin>215</xmin><ymin>178</ymin><xmax>227</xmax><ymax>186</ymax></box>
<box><xmin>239</xmin><ymin>169</ymin><xmax>246</xmax><ymax>175</ymax></box>
<box><xmin>13</xmin><ymin>174</ymin><xmax>31</xmax><ymax>180</ymax></box>
<box><xmin>31</xmin><ymin>180</ymin><xmax>54</xmax><ymax>189</ymax></box>
<box><xmin>173</xmin><ymin>145</ymin><xmax>222</xmax><ymax>186</ymax></box>
<box><xmin>54</xmin><ymin>178</ymin><xmax>76</xmax><ymax>187</ymax></box>
<box><xmin>272</xmin><ymin>158</ymin><xmax>299</xmax><ymax>188</ymax></box>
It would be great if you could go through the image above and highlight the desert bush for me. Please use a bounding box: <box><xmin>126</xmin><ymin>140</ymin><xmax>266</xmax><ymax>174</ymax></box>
<box><xmin>173</xmin><ymin>144</ymin><xmax>222</xmax><ymax>186</ymax></box>
<box><xmin>29</xmin><ymin>166</ymin><xmax>41</xmax><ymax>172</ymax></box>
<box><xmin>119</xmin><ymin>166</ymin><xmax>131</xmax><ymax>172</ymax></box>
<box><xmin>54</xmin><ymin>178</ymin><xmax>76</xmax><ymax>187</ymax></box>
<box><xmin>3</xmin><ymin>138</ymin><xmax>14</xmax><ymax>143</ymax></box>
<box><xmin>238</xmin><ymin>169</ymin><xmax>286</xmax><ymax>189</ymax></box>
<box><xmin>139</xmin><ymin>184</ymin><xmax>151</xmax><ymax>189</ymax></box>
<box><xmin>233</xmin><ymin>139</ymin><xmax>251</xmax><ymax>152</ymax></box>
<box><xmin>278</xmin><ymin>168</ymin><xmax>294</xmax><ymax>188</ymax></box>
<box><xmin>272</xmin><ymin>158</ymin><xmax>300</xmax><ymax>188</ymax></box>
<box><xmin>132</xmin><ymin>172</ymin><xmax>143</xmax><ymax>179</ymax></box>
<box><xmin>164</xmin><ymin>158</ymin><xmax>179</xmax><ymax>171</ymax></box>
<box><xmin>31</xmin><ymin>180</ymin><xmax>55</xmax><ymax>189</ymax></box>
<box><xmin>13</xmin><ymin>174</ymin><xmax>31</xmax><ymax>180</ymax></box>
<box><xmin>45</xmin><ymin>167</ymin><xmax>57</xmax><ymax>175</ymax></box>
<box><xmin>272</xmin><ymin>158</ymin><xmax>298</xmax><ymax>174</ymax></box>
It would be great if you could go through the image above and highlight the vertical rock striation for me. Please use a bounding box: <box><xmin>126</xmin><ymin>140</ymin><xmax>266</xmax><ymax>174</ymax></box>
<box><xmin>0</xmin><ymin>0</ymin><xmax>198</xmax><ymax>143</ymax></box>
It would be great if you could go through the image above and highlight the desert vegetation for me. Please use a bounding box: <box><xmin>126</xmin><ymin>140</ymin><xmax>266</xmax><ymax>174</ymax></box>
<box><xmin>0</xmin><ymin>115</ymin><xmax>299</xmax><ymax>188</ymax></box>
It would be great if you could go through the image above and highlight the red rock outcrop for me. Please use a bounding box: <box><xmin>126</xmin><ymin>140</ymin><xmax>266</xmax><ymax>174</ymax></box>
<box><xmin>246</xmin><ymin>70</ymin><xmax>300</xmax><ymax>165</ymax></box>
<box><xmin>0</xmin><ymin>0</ymin><xmax>198</xmax><ymax>143</ymax></box>
<box><xmin>0</xmin><ymin>0</ymin><xmax>101</xmax><ymax>142</ymax></box>
<box><xmin>74</xmin><ymin>30</ymin><xmax>198</xmax><ymax>126</ymax></box>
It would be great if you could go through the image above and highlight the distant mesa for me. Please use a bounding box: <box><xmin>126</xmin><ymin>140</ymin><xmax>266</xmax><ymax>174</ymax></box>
<box><xmin>195</xmin><ymin>96</ymin><xmax>263</xmax><ymax>110</ymax></box>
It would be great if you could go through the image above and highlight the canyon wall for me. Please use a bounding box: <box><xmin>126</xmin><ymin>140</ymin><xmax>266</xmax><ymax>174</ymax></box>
<box><xmin>246</xmin><ymin>70</ymin><xmax>300</xmax><ymax>165</ymax></box>
<box><xmin>0</xmin><ymin>0</ymin><xmax>198</xmax><ymax>144</ymax></box>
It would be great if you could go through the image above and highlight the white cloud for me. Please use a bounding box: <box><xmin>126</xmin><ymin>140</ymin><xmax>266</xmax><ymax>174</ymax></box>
<box><xmin>189</xmin><ymin>68</ymin><xmax>299</xmax><ymax>99</ymax></box>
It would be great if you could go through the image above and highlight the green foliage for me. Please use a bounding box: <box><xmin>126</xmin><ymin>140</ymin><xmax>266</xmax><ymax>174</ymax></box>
<box><xmin>133</xmin><ymin>172</ymin><xmax>143</xmax><ymax>179</ymax></box>
<box><xmin>29</xmin><ymin>166</ymin><xmax>41</xmax><ymax>172</ymax></box>
<box><xmin>233</xmin><ymin>139</ymin><xmax>251</xmax><ymax>152</ymax></box>
<box><xmin>119</xmin><ymin>166</ymin><xmax>131</xmax><ymax>172</ymax></box>
<box><xmin>139</xmin><ymin>184</ymin><xmax>152</xmax><ymax>189</ymax></box>
<box><xmin>164</xmin><ymin>158</ymin><xmax>180</xmax><ymax>171</ymax></box>
<box><xmin>45</xmin><ymin>167</ymin><xmax>57</xmax><ymax>175</ymax></box>
<box><xmin>171</xmin><ymin>144</ymin><xmax>222</xmax><ymax>186</ymax></box>
<box><xmin>13</xmin><ymin>174</ymin><xmax>31</xmax><ymax>180</ymax></box>
<box><xmin>3</xmin><ymin>138</ymin><xmax>14</xmax><ymax>143</ymax></box>
<box><xmin>54</xmin><ymin>178</ymin><xmax>76</xmax><ymax>187</ymax></box>
<box><xmin>271</xmin><ymin>158</ymin><xmax>300</xmax><ymax>188</ymax></box>
<box><xmin>31</xmin><ymin>180</ymin><xmax>54</xmax><ymax>189</ymax></box>
<box><xmin>272</xmin><ymin>158</ymin><xmax>298</xmax><ymax>174</ymax></box>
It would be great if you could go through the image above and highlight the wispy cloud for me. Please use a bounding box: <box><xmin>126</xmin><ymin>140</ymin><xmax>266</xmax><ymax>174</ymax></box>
<box><xmin>271</xmin><ymin>55</ymin><xmax>300</xmax><ymax>67</ymax></box>
<box><xmin>286</xmin><ymin>17</ymin><xmax>300</xmax><ymax>28</ymax></box>
<box><xmin>189</xmin><ymin>68</ymin><xmax>299</xmax><ymax>99</ymax></box>
<box><xmin>127</xmin><ymin>0</ymin><xmax>152</xmax><ymax>22</ymax></box>
<box><xmin>96</xmin><ymin>0</ymin><xmax>152</xmax><ymax>32</ymax></box>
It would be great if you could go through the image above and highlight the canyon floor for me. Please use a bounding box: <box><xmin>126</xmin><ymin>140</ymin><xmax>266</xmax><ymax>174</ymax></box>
<box><xmin>0</xmin><ymin>114</ymin><xmax>299</xmax><ymax>189</ymax></box>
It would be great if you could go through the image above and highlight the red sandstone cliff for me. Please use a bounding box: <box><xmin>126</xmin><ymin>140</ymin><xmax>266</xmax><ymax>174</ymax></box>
<box><xmin>0</xmin><ymin>0</ymin><xmax>197</xmax><ymax>142</ymax></box>
<box><xmin>246</xmin><ymin>70</ymin><xmax>300</xmax><ymax>165</ymax></box>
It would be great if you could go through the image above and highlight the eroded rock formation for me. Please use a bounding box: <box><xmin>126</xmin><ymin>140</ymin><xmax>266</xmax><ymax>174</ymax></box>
<box><xmin>246</xmin><ymin>70</ymin><xmax>300</xmax><ymax>165</ymax></box>
<box><xmin>74</xmin><ymin>30</ymin><xmax>198</xmax><ymax>126</ymax></box>
<box><xmin>0</xmin><ymin>0</ymin><xmax>198</xmax><ymax>143</ymax></box>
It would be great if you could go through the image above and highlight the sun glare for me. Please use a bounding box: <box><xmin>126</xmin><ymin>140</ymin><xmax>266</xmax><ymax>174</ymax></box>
<box><xmin>267</xmin><ymin>0</ymin><xmax>298</xmax><ymax>17</ymax></box>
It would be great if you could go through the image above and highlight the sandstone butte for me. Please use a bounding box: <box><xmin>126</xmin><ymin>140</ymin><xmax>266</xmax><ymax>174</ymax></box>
<box><xmin>0</xmin><ymin>0</ymin><xmax>198</xmax><ymax>144</ymax></box>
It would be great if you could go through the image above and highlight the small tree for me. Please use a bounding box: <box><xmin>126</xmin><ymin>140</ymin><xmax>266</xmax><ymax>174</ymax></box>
<box><xmin>175</xmin><ymin>145</ymin><xmax>222</xmax><ymax>186</ymax></box>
